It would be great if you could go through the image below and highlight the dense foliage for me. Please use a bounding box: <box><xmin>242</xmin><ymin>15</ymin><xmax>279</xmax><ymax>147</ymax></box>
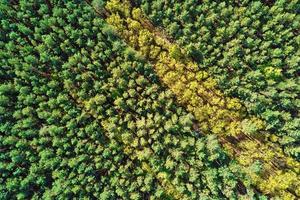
<box><xmin>137</xmin><ymin>0</ymin><xmax>300</xmax><ymax>160</ymax></box>
<box><xmin>0</xmin><ymin>1</ymin><xmax>264</xmax><ymax>199</ymax></box>
<box><xmin>99</xmin><ymin>0</ymin><xmax>300</xmax><ymax>198</ymax></box>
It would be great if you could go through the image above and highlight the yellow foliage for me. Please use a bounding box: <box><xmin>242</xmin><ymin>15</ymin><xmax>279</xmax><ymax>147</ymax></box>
<box><xmin>149</xmin><ymin>45</ymin><xmax>161</xmax><ymax>59</ymax></box>
<box><xmin>179</xmin><ymin>74</ymin><xmax>187</xmax><ymax>83</ymax></box>
<box><xmin>227</xmin><ymin>98</ymin><xmax>242</xmax><ymax>110</ymax></box>
<box><xmin>127</xmin><ymin>18</ymin><xmax>142</xmax><ymax>31</ymax></box>
<box><xmin>186</xmin><ymin>61</ymin><xmax>198</xmax><ymax>71</ymax></box>
<box><xmin>172</xmin><ymin>80</ymin><xmax>185</xmax><ymax>94</ymax></box>
<box><xmin>210</xmin><ymin>96</ymin><xmax>221</xmax><ymax>105</ymax></box>
<box><xmin>155</xmin><ymin>63</ymin><xmax>168</xmax><ymax>76</ymax></box>
<box><xmin>124</xmin><ymin>146</ymin><xmax>133</xmax><ymax>154</ymax></box>
<box><xmin>138</xmin><ymin>29</ymin><xmax>153</xmax><ymax>46</ymax></box>
<box><xmin>139</xmin><ymin>46</ymin><xmax>150</xmax><ymax>56</ymax></box>
<box><xmin>195</xmin><ymin>71</ymin><xmax>208</xmax><ymax>81</ymax></box>
<box><xmin>188</xmin><ymin>81</ymin><xmax>198</xmax><ymax>90</ymax></box>
<box><xmin>190</xmin><ymin>95</ymin><xmax>201</xmax><ymax>106</ymax></box>
<box><xmin>132</xmin><ymin>8</ymin><xmax>143</xmax><ymax>20</ymax></box>
<box><xmin>226</xmin><ymin>121</ymin><xmax>242</xmax><ymax>136</ymax></box>
<box><xmin>203</xmin><ymin>77</ymin><xmax>217</xmax><ymax>88</ymax></box>
<box><xmin>105</xmin><ymin>0</ymin><xmax>131</xmax><ymax>17</ymax></box>
<box><xmin>164</xmin><ymin>71</ymin><xmax>180</xmax><ymax>85</ymax></box>
<box><xmin>182</xmin><ymin>89</ymin><xmax>193</xmax><ymax>102</ymax></box>
<box><xmin>261</xmin><ymin>171</ymin><xmax>298</xmax><ymax>198</ymax></box>
<box><xmin>106</xmin><ymin>14</ymin><xmax>124</xmax><ymax>30</ymax></box>
<box><xmin>186</xmin><ymin>71</ymin><xmax>195</xmax><ymax>81</ymax></box>
<box><xmin>211</xmin><ymin>121</ymin><xmax>225</xmax><ymax>135</ymax></box>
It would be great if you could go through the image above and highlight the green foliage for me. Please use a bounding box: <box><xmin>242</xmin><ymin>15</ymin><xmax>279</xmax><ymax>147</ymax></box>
<box><xmin>101</xmin><ymin>1</ymin><xmax>300</xmax><ymax>198</ymax></box>
<box><xmin>169</xmin><ymin>45</ymin><xmax>183</xmax><ymax>60</ymax></box>
<box><xmin>0</xmin><ymin>1</ymin><xmax>261</xmax><ymax>199</ymax></box>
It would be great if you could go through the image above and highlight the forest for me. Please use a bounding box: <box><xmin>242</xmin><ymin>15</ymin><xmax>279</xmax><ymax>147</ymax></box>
<box><xmin>0</xmin><ymin>0</ymin><xmax>299</xmax><ymax>199</ymax></box>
